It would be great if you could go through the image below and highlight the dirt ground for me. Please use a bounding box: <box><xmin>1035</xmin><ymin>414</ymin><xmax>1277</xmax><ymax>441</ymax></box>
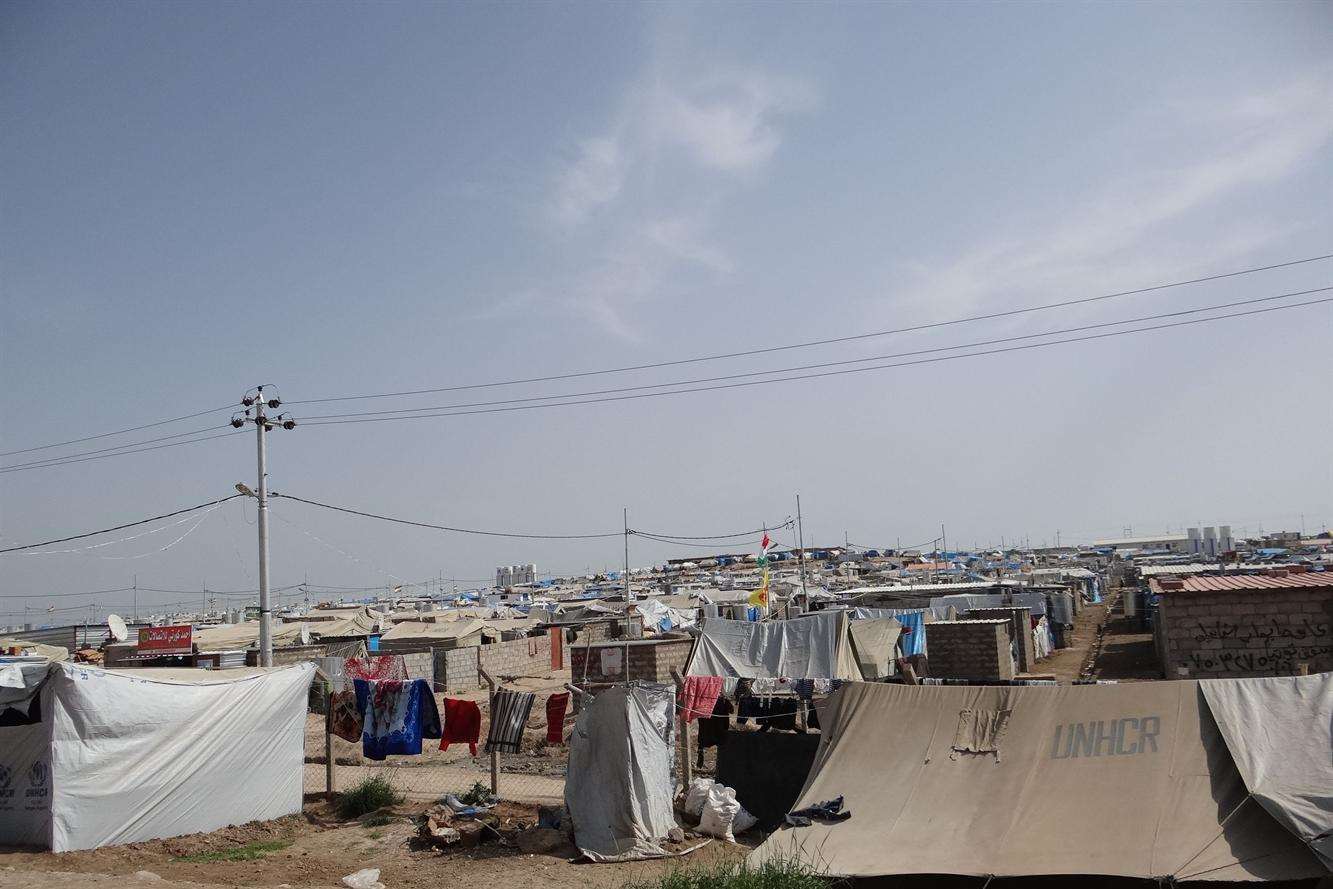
<box><xmin>0</xmin><ymin>797</ymin><xmax>751</xmax><ymax>889</ymax></box>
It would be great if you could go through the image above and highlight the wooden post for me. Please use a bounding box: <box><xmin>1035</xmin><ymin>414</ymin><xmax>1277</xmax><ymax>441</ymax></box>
<box><xmin>478</xmin><ymin>666</ymin><xmax>499</xmax><ymax>797</ymax></box>
<box><xmin>670</xmin><ymin>668</ymin><xmax>692</xmax><ymax>791</ymax></box>
<box><xmin>324</xmin><ymin>681</ymin><xmax>336</xmax><ymax>800</ymax></box>
<box><xmin>1297</xmin><ymin>662</ymin><xmax>1310</xmax><ymax>676</ymax></box>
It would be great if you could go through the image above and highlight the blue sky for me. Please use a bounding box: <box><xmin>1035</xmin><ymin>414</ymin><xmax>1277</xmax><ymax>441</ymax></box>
<box><xmin>2</xmin><ymin>1</ymin><xmax>1330</xmax><ymax>619</ymax></box>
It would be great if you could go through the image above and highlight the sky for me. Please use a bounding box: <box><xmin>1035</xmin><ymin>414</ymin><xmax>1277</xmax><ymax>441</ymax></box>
<box><xmin>2</xmin><ymin>1</ymin><xmax>1331</xmax><ymax>622</ymax></box>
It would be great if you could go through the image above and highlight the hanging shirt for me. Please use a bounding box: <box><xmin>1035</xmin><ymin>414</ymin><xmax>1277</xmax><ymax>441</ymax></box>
<box><xmin>440</xmin><ymin>697</ymin><xmax>482</xmax><ymax>755</ymax></box>
<box><xmin>354</xmin><ymin>678</ymin><xmax>441</xmax><ymax>761</ymax></box>
<box><xmin>545</xmin><ymin>692</ymin><xmax>570</xmax><ymax>745</ymax></box>
<box><xmin>681</xmin><ymin>675</ymin><xmax>724</xmax><ymax>724</ymax></box>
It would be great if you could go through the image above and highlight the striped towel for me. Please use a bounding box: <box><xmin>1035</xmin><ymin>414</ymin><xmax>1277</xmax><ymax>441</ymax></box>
<box><xmin>486</xmin><ymin>689</ymin><xmax>536</xmax><ymax>754</ymax></box>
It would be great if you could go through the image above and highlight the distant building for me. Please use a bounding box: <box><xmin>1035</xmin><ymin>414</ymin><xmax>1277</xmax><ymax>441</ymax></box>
<box><xmin>1091</xmin><ymin>534</ymin><xmax>1190</xmax><ymax>553</ymax></box>
<box><xmin>495</xmin><ymin>563</ymin><xmax>537</xmax><ymax>588</ymax></box>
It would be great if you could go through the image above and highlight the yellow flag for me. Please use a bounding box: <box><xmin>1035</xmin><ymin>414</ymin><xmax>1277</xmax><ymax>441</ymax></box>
<box><xmin>748</xmin><ymin>567</ymin><xmax>770</xmax><ymax>608</ymax></box>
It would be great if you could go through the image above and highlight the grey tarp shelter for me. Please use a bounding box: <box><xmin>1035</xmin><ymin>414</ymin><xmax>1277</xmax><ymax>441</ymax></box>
<box><xmin>564</xmin><ymin>683</ymin><xmax>677</xmax><ymax>861</ymax></box>
<box><xmin>752</xmin><ymin>675</ymin><xmax>1331</xmax><ymax>881</ymax></box>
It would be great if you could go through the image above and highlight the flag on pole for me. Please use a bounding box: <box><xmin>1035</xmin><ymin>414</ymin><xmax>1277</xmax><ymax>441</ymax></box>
<box><xmin>748</xmin><ymin>530</ymin><xmax>773</xmax><ymax>608</ymax></box>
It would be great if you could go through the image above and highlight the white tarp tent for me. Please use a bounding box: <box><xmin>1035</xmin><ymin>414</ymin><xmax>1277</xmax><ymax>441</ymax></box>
<box><xmin>0</xmin><ymin>661</ymin><xmax>314</xmax><ymax>851</ymax></box>
<box><xmin>752</xmin><ymin>677</ymin><xmax>1330</xmax><ymax>881</ymax></box>
<box><xmin>686</xmin><ymin>611</ymin><xmax>862</xmax><ymax>681</ymax></box>
<box><xmin>564</xmin><ymin>683</ymin><xmax>677</xmax><ymax>861</ymax></box>
<box><xmin>1200</xmin><ymin>673</ymin><xmax>1333</xmax><ymax>869</ymax></box>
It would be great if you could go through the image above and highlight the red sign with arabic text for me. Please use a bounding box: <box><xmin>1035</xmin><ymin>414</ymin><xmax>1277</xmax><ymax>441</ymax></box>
<box><xmin>138</xmin><ymin>624</ymin><xmax>193</xmax><ymax>655</ymax></box>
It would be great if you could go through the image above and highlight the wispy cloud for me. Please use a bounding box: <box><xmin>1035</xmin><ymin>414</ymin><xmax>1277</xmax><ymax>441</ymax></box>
<box><xmin>526</xmin><ymin>62</ymin><xmax>816</xmax><ymax>339</ymax></box>
<box><xmin>889</xmin><ymin>75</ymin><xmax>1333</xmax><ymax>320</ymax></box>
<box><xmin>551</xmin><ymin>135</ymin><xmax>627</xmax><ymax>226</ymax></box>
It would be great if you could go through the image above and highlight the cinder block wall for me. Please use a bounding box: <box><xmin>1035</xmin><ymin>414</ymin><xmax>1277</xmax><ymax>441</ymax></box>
<box><xmin>432</xmin><ymin>635</ymin><xmax>552</xmax><ymax>692</ymax></box>
<box><xmin>478</xmin><ymin>633</ymin><xmax>551</xmax><ymax>679</ymax></box>
<box><xmin>1158</xmin><ymin>587</ymin><xmax>1333</xmax><ymax>678</ymax></box>
<box><xmin>246</xmin><ymin>644</ymin><xmax>324</xmax><ymax>667</ymax></box>
<box><xmin>927</xmin><ymin>620</ymin><xmax>1014</xmax><ymax>679</ymax></box>
<box><xmin>966</xmin><ymin>607</ymin><xmax>1035</xmax><ymax>672</ymax></box>
<box><xmin>435</xmin><ymin>646</ymin><xmax>479</xmax><ymax>692</ymax></box>
<box><xmin>570</xmin><ymin>638</ymin><xmax>694</xmax><ymax>686</ymax></box>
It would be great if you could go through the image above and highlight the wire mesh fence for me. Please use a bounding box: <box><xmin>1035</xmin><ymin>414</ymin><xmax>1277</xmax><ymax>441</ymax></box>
<box><xmin>304</xmin><ymin>685</ymin><xmax>570</xmax><ymax>806</ymax></box>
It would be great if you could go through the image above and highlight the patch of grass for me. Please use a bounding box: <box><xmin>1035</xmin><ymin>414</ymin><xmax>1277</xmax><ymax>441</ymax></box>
<box><xmin>623</xmin><ymin>855</ymin><xmax>832</xmax><ymax>889</ymax></box>
<box><xmin>361</xmin><ymin>813</ymin><xmax>394</xmax><ymax>828</ymax></box>
<box><xmin>337</xmin><ymin>775</ymin><xmax>403</xmax><ymax>819</ymax></box>
<box><xmin>456</xmin><ymin>781</ymin><xmax>492</xmax><ymax>806</ymax></box>
<box><xmin>367</xmin><ymin>831</ymin><xmax>384</xmax><ymax>840</ymax></box>
<box><xmin>174</xmin><ymin>840</ymin><xmax>292</xmax><ymax>863</ymax></box>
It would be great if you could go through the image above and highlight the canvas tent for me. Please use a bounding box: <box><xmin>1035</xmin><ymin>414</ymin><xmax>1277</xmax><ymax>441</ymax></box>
<box><xmin>752</xmin><ymin>676</ymin><xmax>1332</xmax><ymax>881</ymax></box>
<box><xmin>564</xmin><ymin>683</ymin><xmax>677</xmax><ymax>861</ymax></box>
<box><xmin>686</xmin><ymin>611</ymin><xmax>863</xmax><ymax>681</ymax></box>
<box><xmin>192</xmin><ymin>620</ymin><xmax>308</xmax><ymax>652</ymax></box>
<box><xmin>377</xmin><ymin>618</ymin><xmax>485</xmax><ymax>649</ymax></box>
<box><xmin>0</xmin><ymin>661</ymin><xmax>313</xmax><ymax>851</ymax></box>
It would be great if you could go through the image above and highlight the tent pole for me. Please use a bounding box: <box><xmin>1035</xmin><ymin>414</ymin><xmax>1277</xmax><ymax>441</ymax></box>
<box><xmin>671</xmin><ymin>668</ymin><xmax>692</xmax><ymax>791</ymax></box>
<box><xmin>479</xmin><ymin>666</ymin><xmax>499</xmax><ymax>796</ymax></box>
<box><xmin>324</xmin><ymin>681</ymin><xmax>336</xmax><ymax>800</ymax></box>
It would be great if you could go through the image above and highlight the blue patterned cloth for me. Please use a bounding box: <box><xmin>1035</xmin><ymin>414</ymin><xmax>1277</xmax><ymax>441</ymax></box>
<box><xmin>354</xmin><ymin>678</ymin><xmax>441</xmax><ymax>761</ymax></box>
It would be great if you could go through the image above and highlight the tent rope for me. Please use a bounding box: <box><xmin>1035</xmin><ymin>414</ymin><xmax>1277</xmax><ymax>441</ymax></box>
<box><xmin>1169</xmin><ymin>792</ymin><xmax>1254</xmax><ymax>880</ymax></box>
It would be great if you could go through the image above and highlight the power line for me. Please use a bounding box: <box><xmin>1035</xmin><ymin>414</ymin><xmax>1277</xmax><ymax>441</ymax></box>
<box><xmin>0</xmin><ymin>494</ymin><xmax>244</xmax><ymax>555</ymax></box>
<box><xmin>0</xmin><ymin>423</ymin><xmax>228</xmax><ymax>472</ymax></box>
<box><xmin>300</xmin><ymin>294</ymin><xmax>1333</xmax><ymax>427</ymax></box>
<box><xmin>0</xmin><ymin>586</ymin><xmax>132</xmax><ymax>600</ymax></box>
<box><xmin>633</xmin><ymin>521</ymin><xmax>793</xmax><ymax>541</ymax></box>
<box><xmin>270</xmin><ymin>492</ymin><xmax>624</xmax><ymax>539</ymax></box>
<box><xmin>0</xmin><ymin>404</ymin><xmax>235</xmax><ymax>458</ymax></box>
<box><xmin>0</xmin><ymin>430</ymin><xmax>243</xmax><ymax>475</ymax></box>
<box><xmin>297</xmin><ymin>286</ymin><xmax>1329</xmax><ymax>422</ymax></box>
<box><xmin>289</xmin><ymin>254</ymin><xmax>1333</xmax><ymax>406</ymax></box>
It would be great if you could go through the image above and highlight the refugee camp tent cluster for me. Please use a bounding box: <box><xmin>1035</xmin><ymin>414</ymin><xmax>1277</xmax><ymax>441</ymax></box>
<box><xmin>752</xmin><ymin>671</ymin><xmax>1333</xmax><ymax>881</ymax></box>
<box><xmin>0</xmin><ymin>660</ymin><xmax>313</xmax><ymax>851</ymax></box>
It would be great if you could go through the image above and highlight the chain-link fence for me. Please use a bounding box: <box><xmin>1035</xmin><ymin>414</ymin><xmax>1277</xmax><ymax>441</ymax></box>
<box><xmin>304</xmin><ymin>683</ymin><xmax>570</xmax><ymax>806</ymax></box>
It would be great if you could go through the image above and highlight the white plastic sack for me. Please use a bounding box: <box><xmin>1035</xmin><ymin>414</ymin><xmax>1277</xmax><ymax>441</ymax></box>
<box><xmin>342</xmin><ymin>868</ymin><xmax>385</xmax><ymax>889</ymax></box>
<box><xmin>684</xmin><ymin>778</ymin><xmax>716</xmax><ymax>819</ymax></box>
<box><xmin>697</xmin><ymin>784</ymin><xmax>757</xmax><ymax>842</ymax></box>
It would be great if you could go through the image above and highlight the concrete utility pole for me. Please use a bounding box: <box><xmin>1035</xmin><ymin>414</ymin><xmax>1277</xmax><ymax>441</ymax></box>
<box><xmin>796</xmin><ymin>494</ymin><xmax>808</xmax><ymax>601</ymax></box>
<box><xmin>232</xmin><ymin>386</ymin><xmax>296</xmax><ymax>667</ymax></box>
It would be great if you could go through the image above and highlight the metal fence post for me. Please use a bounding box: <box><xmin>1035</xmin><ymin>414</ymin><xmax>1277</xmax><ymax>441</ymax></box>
<box><xmin>324</xmin><ymin>680</ymin><xmax>336</xmax><ymax>800</ymax></box>
<box><xmin>478</xmin><ymin>666</ymin><xmax>499</xmax><ymax>797</ymax></box>
<box><xmin>670</xmin><ymin>668</ymin><xmax>691</xmax><ymax>791</ymax></box>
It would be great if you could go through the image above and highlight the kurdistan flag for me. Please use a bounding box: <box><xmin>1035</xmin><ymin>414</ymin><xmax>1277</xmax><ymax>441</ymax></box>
<box><xmin>748</xmin><ymin>531</ymin><xmax>772</xmax><ymax>608</ymax></box>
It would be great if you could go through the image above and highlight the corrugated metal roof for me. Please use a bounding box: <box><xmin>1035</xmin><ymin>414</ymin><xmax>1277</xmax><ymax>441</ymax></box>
<box><xmin>1154</xmin><ymin>573</ymin><xmax>1333</xmax><ymax>592</ymax></box>
<box><xmin>1138</xmin><ymin>562</ymin><xmax>1297</xmax><ymax>577</ymax></box>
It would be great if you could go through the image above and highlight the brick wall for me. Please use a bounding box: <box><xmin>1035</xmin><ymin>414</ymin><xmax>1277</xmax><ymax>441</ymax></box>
<box><xmin>478</xmin><ymin>633</ymin><xmax>551</xmax><ymax>679</ymax></box>
<box><xmin>1157</xmin><ymin>587</ymin><xmax>1333</xmax><ymax>678</ymax></box>
<box><xmin>966</xmin><ymin>607</ymin><xmax>1035</xmax><ymax>672</ymax></box>
<box><xmin>569</xmin><ymin>637</ymin><xmax>694</xmax><ymax>688</ymax></box>
<box><xmin>927</xmin><ymin>620</ymin><xmax>1014</xmax><ymax>680</ymax></box>
<box><xmin>435</xmin><ymin>646</ymin><xmax>479</xmax><ymax>693</ymax></box>
<box><xmin>431</xmin><ymin>635</ymin><xmax>552</xmax><ymax>692</ymax></box>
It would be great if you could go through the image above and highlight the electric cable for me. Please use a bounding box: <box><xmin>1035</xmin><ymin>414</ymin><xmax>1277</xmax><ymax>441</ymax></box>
<box><xmin>290</xmin><ymin>254</ymin><xmax>1333</xmax><ymax>405</ymax></box>
<box><xmin>299</xmin><ymin>295</ymin><xmax>1333</xmax><ymax>427</ymax></box>
<box><xmin>0</xmin><ymin>404</ymin><xmax>236</xmax><ymax>458</ymax></box>
<box><xmin>0</xmin><ymin>494</ymin><xmax>243</xmax><ymax>554</ymax></box>
<box><xmin>298</xmin><ymin>286</ymin><xmax>1331</xmax><ymax>422</ymax></box>
<box><xmin>0</xmin><ymin>430</ymin><xmax>243</xmax><ymax>475</ymax></box>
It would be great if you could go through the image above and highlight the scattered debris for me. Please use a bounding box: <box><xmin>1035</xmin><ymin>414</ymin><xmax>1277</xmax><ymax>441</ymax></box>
<box><xmin>341</xmin><ymin>867</ymin><xmax>385</xmax><ymax>889</ymax></box>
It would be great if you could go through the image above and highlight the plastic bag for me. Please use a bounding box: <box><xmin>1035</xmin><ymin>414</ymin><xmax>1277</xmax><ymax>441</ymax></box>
<box><xmin>342</xmin><ymin>869</ymin><xmax>385</xmax><ymax>889</ymax></box>
<box><xmin>683</xmin><ymin>777</ymin><xmax>716</xmax><ymax>819</ymax></box>
<box><xmin>697</xmin><ymin>784</ymin><xmax>756</xmax><ymax>841</ymax></box>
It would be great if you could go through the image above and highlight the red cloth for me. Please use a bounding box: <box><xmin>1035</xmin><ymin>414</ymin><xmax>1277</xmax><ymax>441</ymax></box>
<box><xmin>681</xmin><ymin>675</ymin><xmax>724</xmax><ymax>724</ymax></box>
<box><xmin>545</xmin><ymin>692</ymin><xmax>570</xmax><ymax>745</ymax></box>
<box><xmin>440</xmin><ymin>697</ymin><xmax>481</xmax><ymax>756</ymax></box>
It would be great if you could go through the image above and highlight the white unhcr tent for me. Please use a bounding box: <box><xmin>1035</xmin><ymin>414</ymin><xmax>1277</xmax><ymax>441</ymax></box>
<box><xmin>564</xmin><ymin>683</ymin><xmax>677</xmax><ymax>861</ymax></box>
<box><xmin>752</xmin><ymin>675</ymin><xmax>1332</xmax><ymax>881</ymax></box>
<box><xmin>0</xmin><ymin>661</ymin><xmax>314</xmax><ymax>851</ymax></box>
